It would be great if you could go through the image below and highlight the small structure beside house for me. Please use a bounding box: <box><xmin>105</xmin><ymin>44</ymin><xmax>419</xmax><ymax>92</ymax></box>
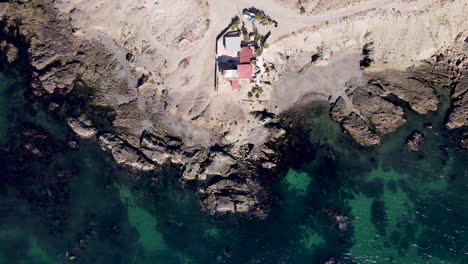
<box><xmin>224</xmin><ymin>31</ymin><xmax>241</xmax><ymax>53</ymax></box>
<box><xmin>223</xmin><ymin>69</ymin><xmax>238</xmax><ymax>79</ymax></box>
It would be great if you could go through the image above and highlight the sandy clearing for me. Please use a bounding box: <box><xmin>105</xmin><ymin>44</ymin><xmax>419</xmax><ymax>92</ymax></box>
<box><xmin>269</xmin><ymin>51</ymin><xmax>364</xmax><ymax>113</ymax></box>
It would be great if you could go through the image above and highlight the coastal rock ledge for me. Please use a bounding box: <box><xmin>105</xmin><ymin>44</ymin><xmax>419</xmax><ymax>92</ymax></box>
<box><xmin>331</xmin><ymin>48</ymin><xmax>468</xmax><ymax>147</ymax></box>
<box><xmin>2</xmin><ymin>0</ymin><xmax>467</xmax><ymax>219</ymax></box>
<box><xmin>0</xmin><ymin>0</ymin><xmax>285</xmax><ymax>218</ymax></box>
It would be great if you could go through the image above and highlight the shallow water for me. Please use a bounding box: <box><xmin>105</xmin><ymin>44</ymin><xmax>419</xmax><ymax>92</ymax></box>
<box><xmin>0</xmin><ymin>61</ymin><xmax>467</xmax><ymax>264</ymax></box>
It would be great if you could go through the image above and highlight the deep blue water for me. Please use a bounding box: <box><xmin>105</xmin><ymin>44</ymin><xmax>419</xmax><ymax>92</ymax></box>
<box><xmin>0</xmin><ymin>60</ymin><xmax>467</xmax><ymax>264</ymax></box>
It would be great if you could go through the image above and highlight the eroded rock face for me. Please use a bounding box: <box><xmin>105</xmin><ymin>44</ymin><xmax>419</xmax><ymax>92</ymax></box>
<box><xmin>0</xmin><ymin>41</ymin><xmax>18</xmax><ymax>64</ymax></box>
<box><xmin>202</xmin><ymin>179</ymin><xmax>265</xmax><ymax>216</ymax></box>
<box><xmin>98</xmin><ymin>133</ymin><xmax>156</xmax><ymax>172</ymax></box>
<box><xmin>436</xmin><ymin>50</ymin><xmax>468</xmax><ymax>131</ymax></box>
<box><xmin>367</xmin><ymin>71</ymin><xmax>439</xmax><ymax>115</ymax></box>
<box><xmin>330</xmin><ymin>63</ymin><xmax>467</xmax><ymax>146</ymax></box>
<box><xmin>66</xmin><ymin>115</ymin><xmax>98</xmax><ymax>138</ymax></box>
<box><xmin>332</xmin><ymin>102</ymin><xmax>381</xmax><ymax>146</ymax></box>
<box><xmin>350</xmin><ymin>84</ymin><xmax>406</xmax><ymax>135</ymax></box>
<box><xmin>452</xmin><ymin>76</ymin><xmax>468</xmax><ymax>99</ymax></box>
<box><xmin>447</xmin><ymin>77</ymin><xmax>468</xmax><ymax>129</ymax></box>
<box><xmin>406</xmin><ymin>130</ymin><xmax>425</xmax><ymax>152</ymax></box>
<box><xmin>330</xmin><ymin>80</ymin><xmax>408</xmax><ymax>147</ymax></box>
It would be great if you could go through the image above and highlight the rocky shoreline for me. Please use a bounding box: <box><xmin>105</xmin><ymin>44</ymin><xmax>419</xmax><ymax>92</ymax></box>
<box><xmin>0</xmin><ymin>0</ymin><xmax>287</xmax><ymax>219</ymax></box>
<box><xmin>1</xmin><ymin>0</ymin><xmax>467</xmax><ymax>220</ymax></box>
<box><xmin>330</xmin><ymin>47</ymin><xmax>468</xmax><ymax>148</ymax></box>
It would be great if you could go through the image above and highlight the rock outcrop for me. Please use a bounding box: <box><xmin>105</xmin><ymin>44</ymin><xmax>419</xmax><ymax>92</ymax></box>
<box><xmin>0</xmin><ymin>41</ymin><xmax>18</xmax><ymax>64</ymax></box>
<box><xmin>202</xmin><ymin>179</ymin><xmax>264</xmax><ymax>216</ymax></box>
<box><xmin>330</xmin><ymin>98</ymin><xmax>381</xmax><ymax>146</ymax></box>
<box><xmin>0</xmin><ymin>1</ymin><xmax>286</xmax><ymax>218</ymax></box>
<box><xmin>405</xmin><ymin>130</ymin><xmax>425</xmax><ymax>152</ymax></box>
<box><xmin>447</xmin><ymin>76</ymin><xmax>468</xmax><ymax>129</ymax></box>
<box><xmin>66</xmin><ymin>115</ymin><xmax>98</xmax><ymax>138</ymax></box>
<box><xmin>80</xmin><ymin>114</ymin><xmax>283</xmax><ymax>217</ymax></box>
<box><xmin>331</xmin><ymin>58</ymin><xmax>468</xmax><ymax>146</ymax></box>
<box><xmin>461</xmin><ymin>132</ymin><xmax>468</xmax><ymax>150</ymax></box>
<box><xmin>330</xmin><ymin>78</ymin><xmax>411</xmax><ymax>146</ymax></box>
<box><xmin>367</xmin><ymin>71</ymin><xmax>439</xmax><ymax>115</ymax></box>
<box><xmin>98</xmin><ymin>133</ymin><xmax>156</xmax><ymax>172</ymax></box>
<box><xmin>433</xmin><ymin>46</ymin><xmax>468</xmax><ymax>131</ymax></box>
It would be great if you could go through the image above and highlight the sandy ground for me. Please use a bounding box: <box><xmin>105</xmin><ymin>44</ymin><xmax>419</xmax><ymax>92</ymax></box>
<box><xmin>275</xmin><ymin>0</ymin><xmax>371</xmax><ymax>15</ymax></box>
<box><xmin>53</xmin><ymin>0</ymin><xmax>468</xmax><ymax>148</ymax></box>
<box><xmin>269</xmin><ymin>51</ymin><xmax>364</xmax><ymax>113</ymax></box>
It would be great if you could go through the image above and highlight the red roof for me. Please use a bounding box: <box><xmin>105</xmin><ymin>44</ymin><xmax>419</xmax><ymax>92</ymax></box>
<box><xmin>231</xmin><ymin>80</ymin><xmax>239</xmax><ymax>90</ymax></box>
<box><xmin>239</xmin><ymin>46</ymin><xmax>253</xmax><ymax>63</ymax></box>
<box><xmin>237</xmin><ymin>64</ymin><xmax>252</xmax><ymax>79</ymax></box>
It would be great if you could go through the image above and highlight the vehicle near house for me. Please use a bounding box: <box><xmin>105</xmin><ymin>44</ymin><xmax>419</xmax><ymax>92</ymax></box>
<box><xmin>243</xmin><ymin>14</ymin><xmax>255</xmax><ymax>23</ymax></box>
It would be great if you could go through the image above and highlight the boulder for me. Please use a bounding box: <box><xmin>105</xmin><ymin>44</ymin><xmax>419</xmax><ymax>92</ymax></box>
<box><xmin>461</xmin><ymin>132</ymin><xmax>468</xmax><ymax>150</ymax></box>
<box><xmin>341</xmin><ymin>113</ymin><xmax>381</xmax><ymax>146</ymax></box>
<box><xmin>203</xmin><ymin>179</ymin><xmax>265</xmax><ymax>217</ymax></box>
<box><xmin>99</xmin><ymin>133</ymin><xmax>156</xmax><ymax>172</ymax></box>
<box><xmin>67</xmin><ymin>139</ymin><xmax>80</xmax><ymax>150</ymax></box>
<box><xmin>17</xmin><ymin>125</ymin><xmax>56</xmax><ymax>159</ymax></box>
<box><xmin>215</xmin><ymin>196</ymin><xmax>235</xmax><ymax>213</ymax></box>
<box><xmin>350</xmin><ymin>85</ymin><xmax>406</xmax><ymax>134</ymax></box>
<box><xmin>330</xmin><ymin>96</ymin><xmax>381</xmax><ymax>146</ymax></box>
<box><xmin>182</xmin><ymin>162</ymin><xmax>201</xmax><ymax>181</ymax></box>
<box><xmin>202</xmin><ymin>153</ymin><xmax>236</xmax><ymax>177</ymax></box>
<box><xmin>323</xmin><ymin>258</ymin><xmax>337</xmax><ymax>264</ymax></box>
<box><xmin>6</xmin><ymin>43</ymin><xmax>18</xmax><ymax>64</ymax></box>
<box><xmin>446</xmin><ymin>91</ymin><xmax>468</xmax><ymax>129</ymax></box>
<box><xmin>66</xmin><ymin>115</ymin><xmax>98</xmax><ymax>138</ymax></box>
<box><xmin>262</xmin><ymin>162</ymin><xmax>276</xmax><ymax>169</ymax></box>
<box><xmin>367</xmin><ymin>71</ymin><xmax>439</xmax><ymax>114</ymax></box>
<box><xmin>452</xmin><ymin>76</ymin><xmax>468</xmax><ymax>99</ymax></box>
<box><xmin>181</xmin><ymin>149</ymin><xmax>209</xmax><ymax>181</ymax></box>
<box><xmin>405</xmin><ymin>130</ymin><xmax>425</xmax><ymax>152</ymax></box>
<box><xmin>0</xmin><ymin>41</ymin><xmax>18</xmax><ymax>64</ymax></box>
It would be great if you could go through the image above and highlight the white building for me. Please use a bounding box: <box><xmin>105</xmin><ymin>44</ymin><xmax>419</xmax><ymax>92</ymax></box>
<box><xmin>224</xmin><ymin>31</ymin><xmax>241</xmax><ymax>53</ymax></box>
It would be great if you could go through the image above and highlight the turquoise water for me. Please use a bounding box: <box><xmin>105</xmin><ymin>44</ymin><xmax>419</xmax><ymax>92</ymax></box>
<box><xmin>0</xmin><ymin>60</ymin><xmax>467</xmax><ymax>263</ymax></box>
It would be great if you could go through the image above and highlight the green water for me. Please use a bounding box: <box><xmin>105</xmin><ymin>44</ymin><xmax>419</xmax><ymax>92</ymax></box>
<box><xmin>0</xmin><ymin>60</ymin><xmax>467</xmax><ymax>263</ymax></box>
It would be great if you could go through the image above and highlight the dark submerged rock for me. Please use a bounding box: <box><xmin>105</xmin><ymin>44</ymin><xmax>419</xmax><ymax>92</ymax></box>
<box><xmin>461</xmin><ymin>132</ymin><xmax>468</xmax><ymax>150</ymax></box>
